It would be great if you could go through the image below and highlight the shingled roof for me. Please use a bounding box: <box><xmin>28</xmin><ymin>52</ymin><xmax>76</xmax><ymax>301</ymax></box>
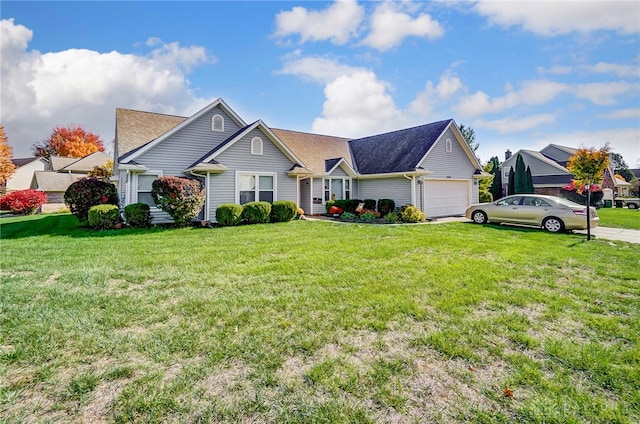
<box><xmin>349</xmin><ymin>120</ymin><xmax>452</xmax><ymax>175</ymax></box>
<box><xmin>272</xmin><ymin>128</ymin><xmax>351</xmax><ymax>174</ymax></box>
<box><xmin>59</xmin><ymin>151</ymin><xmax>111</xmax><ymax>172</ymax></box>
<box><xmin>115</xmin><ymin>108</ymin><xmax>186</xmax><ymax>157</ymax></box>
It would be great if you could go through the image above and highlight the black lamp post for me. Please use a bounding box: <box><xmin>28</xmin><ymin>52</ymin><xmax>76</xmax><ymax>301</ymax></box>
<box><xmin>585</xmin><ymin>178</ymin><xmax>591</xmax><ymax>241</ymax></box>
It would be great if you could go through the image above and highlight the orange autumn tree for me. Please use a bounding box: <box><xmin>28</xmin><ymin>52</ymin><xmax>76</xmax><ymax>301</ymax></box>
<box><xmin>33</xmin><ymin>125</ymin><xmax>105</xmax><ymax>158</ymax></box>
<box><xmin>0</xmin><ymin>125</ymin><xmax>17</xmax><ymax>186</ymax></box>
<box><xmin>566</xmin><ymin>144</ymin><xmax>611</xmax><ymax>193</ymax></box>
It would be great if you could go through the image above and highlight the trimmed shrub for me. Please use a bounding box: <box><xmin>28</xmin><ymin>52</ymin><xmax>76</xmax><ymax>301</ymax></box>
<box><xmin>64</xmin><ymin>178</ymin><xmax>118</xmax><ymax>222</ymax></box>
<box><xmin>124</xmin><ymin>203</ymin><xmax>152</xmax><ymax>228</ymax></box>
<box><xmin>151</xmin><ymin>176</ymin><xmax>205</xmax><ymax>226</ymax></box>
<box><xmin>242</xmin><ymin>201</ymin><xmax>271</xmax><ymax>224</ymax></box>
<box><xmin>363</xmin><ymin>199</ymin><xmax>376</xmax><ymax>211</ymax></box>
<box><xmin>216</xmin><ymin>203</ymin><xmax>244</xmax><ymax>226</ymax></box>
<box><xmin>399</xmin><ymin>204</ymin><xmax>425</xmax><ymax>223</ymax></box>
<box><xmin>377</xmin><ymin>199</ymin><xmax>395</xmax><ymax>217</ymax></box>
<box><xmin>271</xmin><ymin>200</ymin><xmax>297</xmax><ymax>222</ymax></box>
<box><xmin>340</xmin><ymin>212</ymin><xmax>358</xmax><ymax>222</ymax></box>
<box><xmin>0</xmin><ymin>189</ymin><xmax>47</xmax><ymax>215</ymax></box>
<box><xmin>384</xmin><ymin>212</ymin><xmax>399</xmax><ymax>223</ymax></box>
<box><xmin>88</xmin><ymin>204</ymin><xmax>120</xmax><ymax>230</ymax></box>
<box><xmin>331</xmin><ymin>199</ymin><xmax>362</xmax><ymax>214</ymax></box>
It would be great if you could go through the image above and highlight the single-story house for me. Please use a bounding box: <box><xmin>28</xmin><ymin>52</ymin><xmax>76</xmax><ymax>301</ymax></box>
<box><xmin>115</xmin><ymin>99</ymin><xmax>487</xmax><ymax>223</ymax></box>
<box><xmin>3</xmin><ymin>157</ymin><xmax>48</xmax><ymax>194</ymax></box>
<box><xmin>501</xmin><ymin>144</ymin><xmax>631</xmax><ymax>197</ymax></box>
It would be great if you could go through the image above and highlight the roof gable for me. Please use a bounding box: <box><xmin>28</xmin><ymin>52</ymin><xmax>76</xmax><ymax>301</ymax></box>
<box><xmin>118</xmin><ymin>99</ymin><xmax>247</xmax><ymax>163</ymax></box>
<box><xmin>504</xmin><ymin>150</ymin><xmax>570</xmax><ymax>175</ymax></box>
<box><xmin>349</xmin><ymin>120</ymin><xmax>451</xmax><ymax>174</ymax></box>
<box><xmin>272</xmin><ymin>128</ymin><xmax>351</xmax><ymax>173</ymax></box>
<box><xmin>115</xmin><ymin>108</ymin><xmax>186</xmax><ymax>158</ymax></box>
<box><xmin>59</xmin><ymin>151</ymin><xmax>110</xmax><ymax>172</ymax></box>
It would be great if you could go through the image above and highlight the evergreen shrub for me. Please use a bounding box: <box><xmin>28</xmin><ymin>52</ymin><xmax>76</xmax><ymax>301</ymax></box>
<box><xmin>64</xmin><ymin>178</ymin><xmax>119</xmax><ymax>222</ymax></box>
<box><xmin>271</xmin><ymin>200</ymin><xmax>297</xmax><ymax>222</ymax></box>
<box><xmin>242</xmin><ymin>201</ymin><xmax>271</xmax><ymax>224</ymax></box>
<box><xmin>377</xmin><ymin>199</ymin><xmax>395</xmax><ymax>217</ymax></box>
<box><xmin>216</xmin><ymin>203</ymin><xmax>244</xmax><ymax>226</ymax></box>
<box><xmin>88</xmin><ymin>204</ymin><xmax>120</xmax><ymax>230</ymax></box>
<box><xmin>124</xmin><ymin>203</ymin><xmax>152</xmax><ymax>228</ymax></box>
<box><xmin>363</xmin><ymin>199</ymin><xmax>376</xmax><ymax>210</ymax></box>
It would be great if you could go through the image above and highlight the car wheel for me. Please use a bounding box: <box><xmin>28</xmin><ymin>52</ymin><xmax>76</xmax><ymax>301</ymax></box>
<box><xmin>628</xmin><ymin>202</ymin><xmax>638</xmax><ymax>209</ymax></box>
<box><xmin>472</xmin><ymin>210</ymin><xmax>487</xmax><ymax>224</ymax></box>
<box><xmin>543</xmin><ymin>217</ymin><xmax>564</xmax><ymax>233</ymax></box>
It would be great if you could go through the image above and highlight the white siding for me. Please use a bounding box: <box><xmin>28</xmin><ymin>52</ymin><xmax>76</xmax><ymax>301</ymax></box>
<box><xmin>207</xmin><ymin>128</ymin><xmax>297</xmax><ymax>221</ymax></box>
<box><xmin>6</xmin><ymin>159</ymin><xmax>47</xmax><ymax>192</ymax></box>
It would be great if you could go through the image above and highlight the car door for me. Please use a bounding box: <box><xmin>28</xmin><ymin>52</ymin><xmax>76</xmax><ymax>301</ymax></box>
<box><xmin>519</xmin><ymin>197</ymin><xmax>552</xmax><ymax>225</ymax></box>
<box><xmin>491</xmin><ymin>196</ymin><xmax>522</xmax><ymax>222</ymax></box>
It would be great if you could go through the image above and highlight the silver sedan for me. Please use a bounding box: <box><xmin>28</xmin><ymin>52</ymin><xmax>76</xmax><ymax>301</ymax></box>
<box><xmin>465</xmin><ymin>194</ymin><xmax>599</xmax><ymax>233</ymax></box>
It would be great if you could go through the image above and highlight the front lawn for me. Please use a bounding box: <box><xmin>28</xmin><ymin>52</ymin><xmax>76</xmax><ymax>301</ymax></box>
<box><xmin>1</xmin><ymin>214</ymin><xmax>638</xmax><ymax>423</ymax></box>
<box><xmin>597</xmin><ymin>207</ymin><xmax>640</xmax><ymax>230</ymax></box>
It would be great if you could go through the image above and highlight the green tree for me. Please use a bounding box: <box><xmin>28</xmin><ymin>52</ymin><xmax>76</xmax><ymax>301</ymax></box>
<box><xmin>525</xmin><ymin>166</ymin><xmax>535</xmax><ymax>193</ymax></box>
<box><xmin>459</xmin><ymin>124</ymin><xmax>479</xmax><ymax>154</ymax></box>
<box><xmin>507</xmin><ymin>166</ymin><xmax>515</xmax><ymax>196</ymax></box>
<box><xmin>488</xmin><ymin>156</ymin><xmax>503</xmax><ymax>200</ymax></box>
<box><xmin>610</xmin><ymin>152</ymin><xmax>634</xmax><ymax>182</ymax></box>
<box><xmin>567</xmin><ymin>145</ymin><xmax>611</xmax><ymax>190</ymax></box>
<box><xmin>514</xmin><ymin>153</ymin><xmax>534</xmax><ymax>194</ymax></box>
<box><xmin>479</xmin><ymin>161</ymin><xmax>494</xmax><ymax>203</ymax></box>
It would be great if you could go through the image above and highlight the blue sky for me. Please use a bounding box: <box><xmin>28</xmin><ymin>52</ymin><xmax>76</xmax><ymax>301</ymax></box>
<box><xmin>2</xmin><ymin>1</ymin><xmax>639</xmax><ymax>166</ymax></box>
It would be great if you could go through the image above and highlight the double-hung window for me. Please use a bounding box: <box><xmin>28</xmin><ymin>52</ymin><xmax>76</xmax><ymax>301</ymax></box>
<box><xmin>323</xmin><ymin>177</ymin><xmax>351</xmax><ymax>202</ymax></box>
<box><xmin>238</xmin><ymin>173</ymin><xmax>275</xmax><ymax>204</ymax></box>
<box><xmin>136</xmin><ymin>172</ymin><xmax>161</xmax><ymax>207</ymax></box>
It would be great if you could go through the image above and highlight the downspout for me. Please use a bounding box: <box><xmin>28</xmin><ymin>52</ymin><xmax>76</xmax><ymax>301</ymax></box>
<box><xmin>404</xmin><ymin>174</ymin><xmax>416</xmax><ymax>206</ymax></box>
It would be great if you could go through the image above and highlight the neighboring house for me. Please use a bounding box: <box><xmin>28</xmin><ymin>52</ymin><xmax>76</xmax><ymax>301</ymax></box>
<box><xmin>34</xmin><ymin>151</ymin><xmax>111</xmax><ymax>212</ymax></box>
<box><xmin>502</xmin><ymin>144</ymin><xmax>630</xmax><ymax>197</ymax></box>
<box><xmin>115</xmin><ymin>99</ymin><xmax>487</xmax><ymax>223</ymax></box>
<box><xmin>4</xmin><ymin>157</ymin><xmax>48</xmax><ymax>193</ymax></box>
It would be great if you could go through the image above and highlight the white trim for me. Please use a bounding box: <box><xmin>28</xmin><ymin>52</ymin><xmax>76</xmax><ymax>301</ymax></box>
<box><xmin>421</xmin><ymin>120</ymin><xmax>484</xmax><ymax>171</ymax></box>
<box><xmin>251</xmin><ymin>136</ymin><xmax>263</xmax><ymax>155</ymax></box>
<box><xmin>205</xmin><ymin>172</ymin><xmax>210</xmax><ymax>220</ymax></box>
<box><xmin>235</xmin><ymin>171</ymin><xmax>277</xmax><ymax>204</ymax></box>
<box><xmin>322</xmin><ymin>177</ymin><xmax>352</xmax><ymax>203</ymax></box>
<box><xmin>445</xmin><ymin>138</ymin><xmax>452</xmax><ymax>152</ymax></box>
<box><xmin>132</xmin><ymin>170</ymin><xmax>163</xmax><ymax>210</ymax></box>
<box><xmin>212</xmin><ymin>114</ymin><xmax>224</xmax><ymax>132</ymax></box>
<box><xmin>325</xmin><ymin>158</ymin><xmax>358</xmax><ymax>178</ymax></box>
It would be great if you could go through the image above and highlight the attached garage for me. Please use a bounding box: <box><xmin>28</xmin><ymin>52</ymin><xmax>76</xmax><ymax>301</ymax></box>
<box><xmin>423</xmin><ymin>180</ymin><xmax>470</xmax><ymax>218</ymax></box>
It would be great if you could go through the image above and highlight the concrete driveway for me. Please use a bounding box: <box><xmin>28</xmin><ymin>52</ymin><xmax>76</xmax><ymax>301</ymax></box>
<box><xmin>574</xmin><ymin>226</ymin><xmax>640</xmax><ymax>244</ymax></box>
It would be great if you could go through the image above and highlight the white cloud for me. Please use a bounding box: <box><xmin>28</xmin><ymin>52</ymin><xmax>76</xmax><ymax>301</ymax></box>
<box><xmin>453</xmin><ymin>80</ymin><xmax>569</xmax><ymax>118</ymax></box>
<box><xmin>574</xmin><ymin>82</ymin><xmax>639</xmax><ymax>105</ymax></box>
<box><xmin>312</xmin><ymin>71</ymin><xmax>406</xmax><ymax>137</ymax></box>
<box><xmin>361</xmin><ymin>1</ymin><xmax>444</xmax><ymax>51</ymax></box>
<box><xmin>474</xmin><ymin>114</ymin><xmax>557</xmax><ymax>133</ymax></box>
<box><xmin>273</xmin><ymin>0</ymin><xmax>364</xmax><ymax>45</ymax></box>
<box><xmin>409</xmin><ymin>71</ymin><xmax>465</xmax><ymax>116</ymax></box>
<box><xmin>584</xmin><ymin>62</ymin><xmax>640</xmax><ymax>78</ymax></box>
<box><xmin>276</xmin><ymin>51</ymin><xmax>366</xmax><ymax>84</ymax></box>
<box><xmin>0</xmin><ymin>19</ymin><xmax>213</xmax><ymax>157</ymax></box>
<box><xmin>599</xmin><ymin>108</ymin><xmax>640</xmax><ymax>120</ymax></box>
<box><xmin>536</xmin><ymin>65</ymin><xmax>573</xmax><ymax>75</ymax></box>
<box><xmin>474</xmin><ymin>0</ymin><xmax>640</xmax><ymax>36</ymax></box>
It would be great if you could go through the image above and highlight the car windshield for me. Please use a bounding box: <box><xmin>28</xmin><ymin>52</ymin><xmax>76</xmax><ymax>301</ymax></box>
<box><xmin>556</xmin><ymin>198</ymin><xmax>584</xmax><ymax>208</ymax></box>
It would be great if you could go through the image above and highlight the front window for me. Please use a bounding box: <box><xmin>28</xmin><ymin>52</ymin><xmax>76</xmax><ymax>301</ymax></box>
<box><xmin>238</xmin><ymin>173</ymin><xmax>274</xmax><ymax>204</ymax></box>
<box><xmin>324</xmin><ymin>177</ymin><xmax>351</xmax><ymax>201</ymax></box>
<box><xmin>136</xmin><ymin>172</ymin><xmax>161</xmax><ymax>207</ymax></box>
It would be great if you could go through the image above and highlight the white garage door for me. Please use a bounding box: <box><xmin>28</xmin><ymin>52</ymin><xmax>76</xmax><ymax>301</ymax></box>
<box><xmin>424</xmin><ymin>180</ymin><xmax>470</xmax><ymax>218</ymax></box>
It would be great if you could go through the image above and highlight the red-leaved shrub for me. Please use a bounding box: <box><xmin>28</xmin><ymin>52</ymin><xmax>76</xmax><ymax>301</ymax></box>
<box><xmin>64</xmin><ymin>178</ymin><xmax>119</xmax><ymax>222</ymax></box>
<box><xmin>0</xmin><ymin>189</ymin><xmax>47</xmax><ymax>215</ymax></box>
<box><xmin>151</xmin><ymin>176</ymin><xmax>205</xmax><ymax>226</ymax></box>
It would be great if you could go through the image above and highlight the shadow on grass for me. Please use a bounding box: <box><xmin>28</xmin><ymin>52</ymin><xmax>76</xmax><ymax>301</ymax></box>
<box><xmin>0</xmin><ymin>213</ymin><xmax>196</xmax><ymax>239</ymax></box>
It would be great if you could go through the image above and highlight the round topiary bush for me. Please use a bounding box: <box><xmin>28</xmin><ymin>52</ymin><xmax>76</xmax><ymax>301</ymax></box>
<box><xmin>377</xmin><ymin>199</ymin><xmax>395</xmax><ymax>217</ymax></box>
<box><xmin>124</xmin><ymin>203</ymin><xmax>152</xmax><ymax>228</ymax></box>
<box><xmin>88</xmin><ymin>204</ymin><xmax>121</xmax><ymax>230</ymax></box>
<box><xmin>64</xmin><ymin>178</ymin><xmax>119</xmax><ymax>223</ymax></box>
<box><xmin>151</xmin><ymin>176</ymin><xmax>205</xmax><ymax>226</ymax></box>
<box><xmin>0</xmin><ymin>189</ymin><xmax>47</xmax><ymax>215</ymax></box>
<box><xmin>241</xmin><ymin>201</ymin><xmax>271</xmax><ymax>224</ymax></box>
<box><xmin>216</xmin><ymin>203</ymin><xmax>244</xmax><ymax>226</ymax></box>
<box><xmin>270</xmin><ymin>200</ymin><xmax>297</xmax><ymax>222</ymax></box>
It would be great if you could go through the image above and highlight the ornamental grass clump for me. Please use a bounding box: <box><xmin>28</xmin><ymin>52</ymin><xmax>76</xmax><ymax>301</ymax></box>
<box><xmin>0</xmin><ymin>189</ymin><xmax>47</xmax><ymax>215</ymax></box>
<box><xmin>64</xmin><ymin>178</ymin><xmax>119</xmax><ymax>223</ymax></box>
<box><xmin>216</xmin><ymin>203</ymin><xmax>244</xmax><ymax>226</ymax></box>
<box><xmin>241</xmin><ymin>201</ymin><xmax>271</xmax><ymax>224</ymax></box>
<box><xmin>88</xmin><ymin>204</ymin><xmax>120</xmax><ymax>230</ymax></box>
<box><xmin>399</xmin><ymin>204</ymin><xmax>425</xmax><ymax>223</ymax></box>
<box><xmin>270</xmin><ymin>200</ymin><xmax>297</xmax><ymax>222</ymax></box>
<box><xmin>151</xmin><ymin>176</ymin><xmax>205</xmax><ymax>226</ymax></box>
<box><xmin>124</xmin><ymin>203</ymin><xmax>152</xmax><ymax>228</ymax></box>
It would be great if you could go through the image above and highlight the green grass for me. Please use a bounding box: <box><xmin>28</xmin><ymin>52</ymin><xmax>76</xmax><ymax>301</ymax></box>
<box><xmin>1</xmin><ymin>214</ymin><xmax>639</xmax><ymax>423</ymax></box>
<box><xmin>597</xmin><ymin>207</ymin><xmax>640</xmax><ymax>230</ymax></box>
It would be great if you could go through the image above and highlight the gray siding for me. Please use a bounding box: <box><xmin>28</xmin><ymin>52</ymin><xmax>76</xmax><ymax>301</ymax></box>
<box><xmin>329</xmin><ymin>166</ymin><xmax>349</xmax><ymax>177</ymax></box>
<box><xmin>299</xmin><ymin>177</ymin><xmax>312</xmax><ymax>215</ymax></box>
<box><xmin>420</xmin><ymin>127</ymin><xmax>476</xmax><ymax>179</ymax></box>
<box><xmin>311</xmin><ymin>178</ymin><xmax>325</xmax><ymax>215</ymax></box>
<box><xmin>133</xmin><ymin>106</ymin><xmax>243</xmax><ymax>177</ymax></box>
<box><xmin>207</xmin><ymin>128</ymin><xmax>298</xmax><ymax>221</ymax></box>
<box><xmin>358</xmin><ymin>178</ymin><xmax>412</xmax><ymax>207</ymax></box>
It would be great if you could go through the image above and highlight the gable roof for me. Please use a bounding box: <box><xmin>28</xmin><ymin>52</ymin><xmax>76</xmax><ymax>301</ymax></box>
<box><xmin>115</xmin><ymin>108</ymin><xmax>186</xmax><ymax>158</ymax></box>
<box><xmin>349</xmin><ymin>120</ymin><xmax>452</xmax><ymax>174</ymax></box>
<box><xmin>11</xmin><ymin>157</ymin><xmax>40</xmax><ymax>168</ymax></box>
<box><xmin>271</xmin><ymin>128</ymin><xmax>351</xmax><ymax>174</ymax></box>
<box><xmin>33</xmin><ymin>171</ymin><xmax>85</xmax><ymax>192</ymax></box>
<box><xmin>59</xmin><ymin>151</ymin><xmax>111</xmax><ymax>172</ymax></box>
<box><xmin>186</xmin><ymin>120</ymin><xmax>306</xmax><ymax>173</ymax></box>
<box><xmin>118</xmin><ymin>99</ymin><xmax>247</xmax><ymax>163</ymax></box>
<box><xmin>50</xmin><ymin>156</ymin><xmax>79</xmax><ymax>171</ymax></box>
<box><xmin>507</xmin><ymin>149</ymin><xmax>571</xmax><ymax>174</ymax></box>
